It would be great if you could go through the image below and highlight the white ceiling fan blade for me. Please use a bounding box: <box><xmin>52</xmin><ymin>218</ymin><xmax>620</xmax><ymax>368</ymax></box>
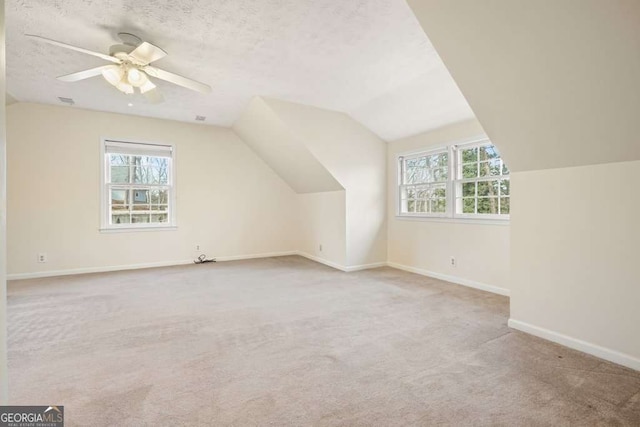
<box><xmin>57</xmin><ymin>65</ymin><xmax>114</xmax><ymax>82</ymax></box>
<box><xmin>143</xmin><ymin>66</ymin><xmax>211</xmax><ymax>93</ymax></box>
<box><xmin>143</xmin><ymin>87</ymin><xmax>165</xmax><ymax>104</ymax></box>
<box><xmin>128</xmin><ymin>42</ymin><xmax>167</xmax><ymax>65</ymax></box>
<box><xmin>26</xmin><ymin>34</ymin><xmax>120</xmax><ymax>64</ymax></box>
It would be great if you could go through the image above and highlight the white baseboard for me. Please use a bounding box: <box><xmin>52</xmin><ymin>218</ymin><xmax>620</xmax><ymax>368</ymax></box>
<box><xmin>7</xmin><ymin>259</ymin><xmax>194</xmax><ymax>280</ymax></box>
<box><xmin>508</xmin><ymin>319</ymin><xmax>640</xmax><ymax>372</ymax></box>
<box><xmin>343</xmin><ymin>261</ymin><xmax>388</xmax><ymax>272</ymax></box>
<box><xmin>386</xmin><ymin>261</ymin><xmax>510</xmax><ymax>297</ymax></box>
<box><xmin>296</xmin><ymin>252</ymin><xmax>386</xmax><ymax>272</ymax></box>
<box><xmin>214</xmin><ymin>251</ymin><xmax>297</xmax><ymax>262</ymax></box>
<box><xmin>8</xmin><ymin>250</ymin><xmax>298</xmax><ymax>280</ymax></box>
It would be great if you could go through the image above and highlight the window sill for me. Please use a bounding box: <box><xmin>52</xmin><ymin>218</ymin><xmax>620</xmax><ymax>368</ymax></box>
<box><xmin>99</xmin><ymin>225</ymin><xmax>178</xmax><ymax>233</ymax></box>
<box><xmin>395</xmin><ymin>215</ymin><xmax>509</xmax><ymax>226</ymax></box>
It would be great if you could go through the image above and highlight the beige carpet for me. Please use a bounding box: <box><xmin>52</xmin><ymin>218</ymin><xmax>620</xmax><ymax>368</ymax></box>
<box><xmin>7</xmin><ymin>256</ymin><xmax>640</xmax><ymax>426</ymax></box>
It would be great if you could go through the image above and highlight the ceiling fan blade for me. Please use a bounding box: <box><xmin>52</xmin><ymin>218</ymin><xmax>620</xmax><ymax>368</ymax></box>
<box><xmin>143</xmin><ymin>66</ymin><xmax>211</xmax><ymax>93</ymax></box>
<box><xmin>143</xmin><ymin>87</ymin><xmax>165</xmax><ymax>104</ymax></box>
<box><xmin>57</xmin><ymin>65</ymin><xmax>114</xmax><ymax>82</ymax></box>
<box><xmin>128</xmin><ymin>42</ymin><xmax>167</xmax><ymax>65</ymax></box>
<box><xmin>26</xmin><ymin>34</ymin><xmax>120</xmax><ymax>64</ymax></box>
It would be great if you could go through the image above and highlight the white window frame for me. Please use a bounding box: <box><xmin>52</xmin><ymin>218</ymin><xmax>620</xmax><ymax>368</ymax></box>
<box><xmin>397</xmin><ymin>147</ymin><xmax>452</xmax><ymax>218</ymax></box>
<box><xmin>100</xmin><ymin>138</ymin><xmax>177</xmax><ymax>232</ymax></box>
<box><xmin>396</xmin><ymin>135</ymin><xmax>510</xmax><ymax>222</ymax></box>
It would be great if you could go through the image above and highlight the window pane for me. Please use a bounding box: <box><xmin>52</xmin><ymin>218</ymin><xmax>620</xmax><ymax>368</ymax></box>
<box><xmin>131</xmin><ymin>214</ymin><xmax>150</xmax><ymax>223</ymax></box>
<box><xmin>462</xmin><ymin>198</ymin><xmax>475</xmax><ymax>213</ymax></box>
<box><xmin>433</xmin><ymin>167</ymin><xmax>448</xmax><ymax>182</ymax></box>
<box><xmin>479</xmin><ymin>145</ymin><xmax>500</xmax><ymax>160</ymax></box>
<box><xmin>500</xmin><ymin>179</ymin><xmax>510</xmax><ymax>196</ymax></box>
<box><xmin>462</xmin><ymin>182</ymin><xmax>476</xmax><ymax>197</ymax></box>
<box><xmin>477</xmin><ymin>180</ymin><xmax>499</xmax><ymax>197</ymax></box>
<box><xmin>500</xmin><ymin>197</ymin><xmax>510</xmax><ymax>214</ymax></box>
<box><xmin>111</xmin><ymin>214</ymin><xmax>130</xmax><ymax>224</ymax></box>
<box><xmin>110</xmin><ymin>189</ymin><xmax>129</xmax><ymax>210</ymax></box>
<box><xmin>110</xmin><ymin>166</ymin><xmax>129</xmax><ymax>183</ymax></box>
<box><xmin>433</xmin><ymin>187</ymin><xmax>446</xmax><ymax>198</ymax></box>
<box><xmin>479</xmin><ymin>159</ymin><xmax>502</xmax><ymax>177</ymax></box>
<box><xmin>416</xmin><ymin>200</ymin><xmax>427</xmax><ymax>212</ymax></box>
<box><xmin>405</xmin><ymin>187</ymin><xmax>416</xmax><ymax>199</ymax></box>
<box><xmin>416</xmin><ymin>186</ymin><xmax>429</xmax><ymax>199</ymax></box>
<box><xmin>149</xmin><ymin>189</ymin><xmax>169</xmax><ymax>205</ymax></box>
<box><xmin>132</xmin><ymin>190</ymin><xmax>149</xmax><ymax>211</ymax></box>
<box><xmin>407</xmin><ymin>200</ymin><xmax>415</xmax><ymax>213</ymax></box>
<box><xmin>151</xmin><ymin>213</ymin><xmax>168</xmax><ymax>223</ymax></box>
<box><xmin>462</xmin><ymin>163</ymin><xmax>478</xmax><ymax>178</ymax></box>
<box><xmin>109</xmin><ymin>154</ymin><xmax>129</xmax><ymax>166</ymax></box>
<box><xmin>404</xmin><ymin>166</ymin><xmax>418</xmax><ymax>184</ymax></box>
<box><xmin>461</xmin><ymin>147</ymin><xmax>478</xmax><ymax>163</ymax></box>
<box><xmin>433</xmin><ymin>199</ymin><xmax>446</xmax><ymax>213</ymax></box>
<box><xmin>502</xmin><ymin>163</ymin><xmax>510</xmax><ymax>175</ymax></box>
<box><xmin>477</xmin><ymin>197</ymin><xmax>499</xmax><ymax>214</ymax></box>
<box><xmin>429</xmin><ymin>153</ymin><xmax>448</xmax><ymax>168</ymax></box>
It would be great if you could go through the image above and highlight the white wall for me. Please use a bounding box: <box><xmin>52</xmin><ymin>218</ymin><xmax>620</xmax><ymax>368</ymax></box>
<box><xmin>7</xmin><ymin>103</ymin><xmax>299</xmax><ymax>277</ymax></box>
<box><xmin>0</xmin><ymin>0</ymin><xmax>8</xmax><ymax>404</ymax></box>
<box><xmin>510</xmin><ymin>161</ymin><xmax>640</xmax><ymax>368</ymax></box>
<box><xmin>407</xmin><ymin>0</ymin><xmax>640</xmax><ymax>172</ymax></box>
<box><xmin>297</xmin><ymin>191</ymin><xmax>346</xmax><ymax>267</ymax></box>
<box><xmin>233</xmin><ymin>97</ymin><xmax>343</xmax><ymax>193</ymax></box>
<box><xmin>407</xmin><ymin>0</ymin><xmax>640</xmax><ymax>369</ymax></box>
<box><xmin>265</xmin><ymin>98</ymin><xmax>387</xmax><ymax>268</ymax></box>
<box><xmin>387</xmin><ymin>119</ymin><xmax>510</xmax><ymax>294</ymax></box>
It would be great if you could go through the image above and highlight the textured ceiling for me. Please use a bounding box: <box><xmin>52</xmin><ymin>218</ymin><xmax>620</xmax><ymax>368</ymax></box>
<box><xmin>6</xmin><ymin>0</ymin><xmax>474</xmax><ymax>141</ymax></box>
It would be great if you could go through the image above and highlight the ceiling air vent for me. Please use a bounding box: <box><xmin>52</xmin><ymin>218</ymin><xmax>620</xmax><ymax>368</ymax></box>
<box><xmin>58</xmin><ymin>97</ymin><xmax>75</xmax><ymax>105</ymax></box>
<box><xmin>195</xmin><ymin>115</ymin><xmax>206</xmax><ymax>122</ymax></box>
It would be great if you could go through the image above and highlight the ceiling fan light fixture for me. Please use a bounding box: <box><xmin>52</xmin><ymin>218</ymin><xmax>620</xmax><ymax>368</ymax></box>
<box><xmin>101</xmin><ymin>65</ymin><xmax>124</xmax><ymax>86</ymax></box>
<box><xmin>127</xmin><ymin>68</ymin><xmax>148</xmax><ymax>87</ymax></box>
<box><xmin>139</xmin><ymin>79</ymin><xmax>156</xmax><ymax>94</ymax></box>
<box><xmin>116</xmin><ymin>80</ymin><xmax>134</xmax><ymax>94</ymax></box>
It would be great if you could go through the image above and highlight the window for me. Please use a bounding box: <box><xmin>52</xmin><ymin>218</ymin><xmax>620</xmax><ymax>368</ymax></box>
<box><xmin>399</xmin><ymin>149</ymin><xmax>449</xmax><ymax>216</ymax></box>
<box><xmin>101</xmin><ymin>139</ymin><xmax>175</xmax><ymax>230</ymax></box>
<box><xmin>455</xmin><ymin>142</ymin><xmax>510</xmax><ymax>217</ymax></box>
<box><xmin>397</xmin><ymin>137</ymin><xmax>510</xmax><ymax>220</ymax></box>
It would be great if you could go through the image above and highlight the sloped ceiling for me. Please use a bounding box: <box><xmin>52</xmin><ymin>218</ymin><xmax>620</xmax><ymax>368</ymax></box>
<box><xmin>408</xmin><ymin>0</ymin><xmax>640</xmax><ymax>172</ymax></box>
<box><xmin>233</xmin><ymin>97</ymin><xmax>343</xmax><ymax>193</ymax></box>
<box><xmin>7</xmin><ymin>0</ymin><xmax>474</xmax><ymax>141</ymax></box>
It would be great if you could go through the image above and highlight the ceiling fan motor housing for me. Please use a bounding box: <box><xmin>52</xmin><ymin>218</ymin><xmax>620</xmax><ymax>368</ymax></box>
<box><xmin>109</xmin><ymin>44</ymin><xmax>135</xmax><ymax>58</ymax></box>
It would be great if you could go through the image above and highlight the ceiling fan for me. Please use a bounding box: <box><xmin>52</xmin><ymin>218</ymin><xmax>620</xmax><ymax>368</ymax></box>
<box><xmin>26</xmin><ymin>32</ymin><xmax>212</xmax><ymax>104</ymax></box>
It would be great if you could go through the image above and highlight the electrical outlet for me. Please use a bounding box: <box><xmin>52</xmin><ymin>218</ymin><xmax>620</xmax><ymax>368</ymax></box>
<box><xmin>37</xmin><ymin>253</ymin><xmax>47</xmax><ymax>263</ymax></box>
<box><xmin>450</xmin><ymin>256</ymin><xmax>456</xmax><ymax>268</ymax></box>
<box><xmin>319</xmin><ymin>244</ymin><xmax>323</xmax><ymax>252</ymax></box>
<box><xmin>195</xmin><ymin>244</ymin><xmax>200</xmax><ymax>251</ymax></box>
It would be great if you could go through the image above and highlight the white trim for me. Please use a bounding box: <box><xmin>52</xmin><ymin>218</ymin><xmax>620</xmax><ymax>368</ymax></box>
<box><xmin>387</xmin><ymin>261</ymin><xmax>510</xmax><ymax>296</ymax></box>
<box><xmin>508</xmin><ymin>319</ymin><xmax>640</xmax><ymax>372</ymax></box>
<box><xmin>394</xmin><ymin>215</ymin><xmax>509</xmax><ymax>226</ymax></box>
<box><xmin>99</xmin><ymin>225</ymin><xmax>178</xmax><ymax>233</ymax></box>
<box><xmin>214</xmin><ymin>251</ymin><xmax>297</xmax><ymax>262</ymax></box>
<box><xmin>7</xmin><ymin>259</ymin><xmax>193</xmax><ymax>280</ymax></box>
<box><xmin>395</xmin><ymin>134</ymin><xmax>488</xmax><ymax>158</ymax></box>
<box><xmin>344</xmin><ymin>262</ymin><xmax>388</xmax><ymax>272</ymax></box>
<box><xmin>296</xmin><ymin>252</ymin><xmax>348</xmax><ymax>271</ymax></box>
<box><xmin>296</xmin><ymin>252</ymin><xmax>386</xmax><ymax>272</ymax></box>
<box><xmin>7</xmin><ymin>251</ymin><xmax>298</xmax><ymax>281</ymax></box>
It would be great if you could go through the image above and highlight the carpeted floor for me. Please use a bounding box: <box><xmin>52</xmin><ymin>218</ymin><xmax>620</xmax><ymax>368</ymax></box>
<box><xmin>7</xmin><ymin>256</ymin><xmax>640</xmax><ymax>426</ymax></box>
